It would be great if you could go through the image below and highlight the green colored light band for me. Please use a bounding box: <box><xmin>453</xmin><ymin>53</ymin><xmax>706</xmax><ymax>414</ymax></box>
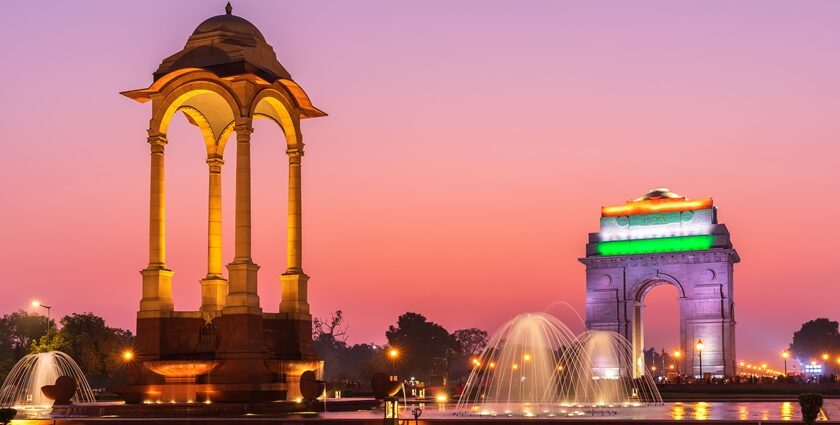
<box><xmin>597</xmin><ymin>235</ymin><xmax>714</xmax><ymax>256</ymax></box>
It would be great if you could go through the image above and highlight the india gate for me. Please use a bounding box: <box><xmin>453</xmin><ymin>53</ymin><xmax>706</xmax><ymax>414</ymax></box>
<box><xmin>582</xmin><ymin>189</ymin><xmax>739</xmax><ymax>378</ymax></box>
<box><xmin>119</xmin><ymin>4</ymin><xmax>324</xmax><ymax>402</ymax></box>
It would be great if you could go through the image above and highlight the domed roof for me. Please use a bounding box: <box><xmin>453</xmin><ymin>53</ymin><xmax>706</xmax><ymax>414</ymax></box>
<box><xmin>153</xmin><ymin>3</ymin><xmax>291</xmax><ymax>82</ymax></box>
<box><xmin>191</xmin><ymin>13</ymin><xmax>266</xmax><ymax>43</ymax></box>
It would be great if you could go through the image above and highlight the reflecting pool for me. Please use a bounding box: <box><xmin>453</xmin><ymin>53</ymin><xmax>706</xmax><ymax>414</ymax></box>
<box><xmin>318</xmin><ymin>399</ymin><xmax>838</xmax><ymax>421</ymax></box>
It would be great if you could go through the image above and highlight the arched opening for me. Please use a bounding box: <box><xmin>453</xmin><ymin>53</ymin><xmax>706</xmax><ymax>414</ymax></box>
<box><xmin>638</xmin><ymin>283</ymin><xmax>681</xmax><ymax>380</ymax></box>
<box><xmin>633</xmin><ymin>279</ymin><xmax>684</xmax><ymax>380</ymax></box>
<box><xmin>164</xmin><ymin>115</ymin><xmax>216</xmax><ymax>311</ymax></box>
<box><xmin>156</xmin><ymin>87</ymin><xmax>237</xmax><ymax>149</ymax></box>
<box><xmin>153</xmin><ymin>87</ymin><xmax>237</xmax><ymax>310</ymax></box>
<box><xmin>238</xmin><ymin>117</ymin><xmax>289</xmax><ymax>309</ymax></box>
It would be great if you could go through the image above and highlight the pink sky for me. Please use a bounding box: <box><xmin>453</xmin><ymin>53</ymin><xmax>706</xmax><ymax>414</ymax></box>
<box><xmin>2</xmin><ymin>1</ymin><xmax>840</xmax><ymax>369</ymax></box>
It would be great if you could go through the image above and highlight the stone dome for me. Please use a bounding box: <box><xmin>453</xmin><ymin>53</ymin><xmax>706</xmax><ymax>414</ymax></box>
<box><xmin>153</xmin><ymin>3</ymin><xmax>292</xmax><ymax>82</ymax></box>
<box><xmin>191</xmin><ymin>13</ymin><xmax>267</xmax><ymax>43</ymax></box>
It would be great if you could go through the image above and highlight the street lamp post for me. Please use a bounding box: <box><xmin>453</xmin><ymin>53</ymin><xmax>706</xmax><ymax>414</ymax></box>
<box><xmin>673</xmin><ymin>350</ymin><xmax>682</xmax><ymax>376</ymax></box>
<box><xmin>696</xmin><ymin>339</ymin><xmax>704</xmax><ymax>380</ymax></box>
<box><xmin>782</xmin><ymin>351</ymin><xmax>789</xmax><ymax>376</ymax></box>
<box><xmin>388</xmin><ymin>348</ymin><xmax>399</xmax><ymax>375</ymax></box>
<box><xmin>31</xmin><ymin>300</ymin><xmax>52</xmax><ymax>333</ymax></box>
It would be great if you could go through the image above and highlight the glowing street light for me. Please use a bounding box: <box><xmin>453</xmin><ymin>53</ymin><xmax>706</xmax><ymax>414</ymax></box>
<box><xmin>387</xmin><ymin>348</ymin><xmax>399</xmax><ymax>375</ymax></box>
<box><xmin>471</xmin><ymin>358</ymin><xmax>481</xmax><ymax>367</ymax></box>
<box><xmin>822</xmin><ymin>353</ymin><xmax>829</xmax><ymax>362</ymax></box>
<box><xmin>122</xmin><ymin>350</ymin><xmax>134</xmax><ymax>361</ymax></box>
<box><xmin>31</xmin><ymin>300</ymin><xmax>53</xmax><ymax>333</ymax></box>
<box><xmin>782</xmin><ymin>351</ymin><xmax>789</xmax><ymax>375</ymax></box>
<box><xmin>523</xmin><ymin>353</ymin><xmax>531</xmax><ymax>362</ymax></box>
<box><xmin>672</xmin><ymin>350</ymin><xmax>681</xmax><ymax>375</ymax></box>
<box><xmin>696</xmin><ymin>339</ymin><xmax>704</xmax><ymax>380</ymax></box>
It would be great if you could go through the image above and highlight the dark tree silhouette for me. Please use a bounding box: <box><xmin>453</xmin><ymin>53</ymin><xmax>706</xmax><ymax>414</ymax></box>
<box><xmin>789</xmin><ymin>318</ymin><xmax>840</xmax><ymax>372</ymax></box>
<box><xmin>452</xmin><ymin>328</ymin><xmax>489</xmax><ymax>356</ymax></box>
<box><xmin>386</xmin><ymin>312</ymin><xmax>456</xmax><ymax>378</ymax></box>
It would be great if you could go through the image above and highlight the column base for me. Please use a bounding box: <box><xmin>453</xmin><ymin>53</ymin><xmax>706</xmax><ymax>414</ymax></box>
<box><xmin>225</xmin><ymin>261</ymin><xmax>261</xmax><ymax>315</ymax></box>
<box><xmin>139</xmin><ymin>267</ymin><xmax>174</xmax><ymax>314</ymax></box>
<box><xmin>200</xmin><ymin>275</ymin><xmax>228</xmax><ymax>313</ymax></box>
<box><xmin>279</xmin><ymin>272</ymin><xmax>310</xmax><ymax>318</ymax></box>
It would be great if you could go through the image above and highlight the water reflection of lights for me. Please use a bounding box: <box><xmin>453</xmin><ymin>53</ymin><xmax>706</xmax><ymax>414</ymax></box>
<box><xmin>671</xmin><ymin>402</ymin><xmax>685</xmax><ymax>420</ymax></box>
<box><xmin>739</xmin><ymin>405</ymin><xmax>749</xmax><ymax>420</ymax></box>
<box><xmin>780</xmin><ymin>401</ymin><xmax>793</xmax><ymax>421</ymax></box>
<box><xmin>693</xmin><ymin>402</ymin><xmax>710</xmax><ymax>420</ymax></box>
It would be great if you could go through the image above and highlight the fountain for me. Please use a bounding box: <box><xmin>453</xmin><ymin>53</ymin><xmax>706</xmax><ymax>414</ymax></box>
<box><xmin>0</xmin><ymin>351</ymin><xmax>95</xmax><ymax>413</ymax></box>
<box><xmin>456</xmin><ymin>312</ymin><xmax>661</xmax><ymax>417</ymax></box>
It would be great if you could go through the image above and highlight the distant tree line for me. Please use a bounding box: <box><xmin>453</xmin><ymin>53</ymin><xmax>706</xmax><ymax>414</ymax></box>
<box><xmin>0</xmin><ymin>311</ymin><xmax>133</xmax><ymax>388</ymax></box>
<box><xmin>312</xmin><ymin>311</ymin><xmax>488</xmax><ymax>393</ymax></box>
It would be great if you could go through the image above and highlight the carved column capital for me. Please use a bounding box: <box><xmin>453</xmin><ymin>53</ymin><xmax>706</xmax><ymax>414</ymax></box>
<box><xmin>286</xmin><ymin>147</ymin><xmax>304</xmax><ymax>164</ymax></box>
<box><xmin>206</xmin><ymin>156</ymin><xmax>224</xmax><ymax>173</ymax></box>
<box><xmin>234</xmin><ymin>123</ymin><xmax>254</xmax><ymax>136</ymax></box>
<box><xmin>147</xmin><ymin>133</ymin><xmax>167</xmax><ymax>153</ymax></box>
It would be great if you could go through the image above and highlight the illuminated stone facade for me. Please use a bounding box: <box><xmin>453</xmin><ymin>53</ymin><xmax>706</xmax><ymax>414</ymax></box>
<box><xmin>119</xmin><ymin>4</ymin><xmax>325</xmax><ymax>402</ymax></box>
<box><xmin>582</xmin><ymin>189</ymin><xmax>739</xmax><ymax>378</ymax></box>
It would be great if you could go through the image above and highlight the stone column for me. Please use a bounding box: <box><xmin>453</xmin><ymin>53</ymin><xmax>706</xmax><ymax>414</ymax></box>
<box><xmin>225</xmin><ymin>122</ymin><xmax>261</xmax><ymax>314</ymax></box>
<box><xmin>280</xmin><ymin>146</ymin><xmax>310</xmax><ymax>317</ymax></box>
<box><xmin>200</xmin><ymin>155</ymin><xmax>227</xmax><ymax>313</ymax></box>
<box><xmin>139</xmin><ymin>131</ymin><xmax>174</xmax><ymax>314</ymax></box>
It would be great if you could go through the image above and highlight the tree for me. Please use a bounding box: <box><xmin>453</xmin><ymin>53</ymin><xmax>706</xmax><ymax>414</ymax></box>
<box><xmin>30</xmin><ymin>330</ymin><xmax>70</xmax><ymax>354</ymax></box>
<box><xmin>0</xmin><ymin>310</ymin><xmax>53</xmax><ymax>383</ymax></box>
<box><xmin>452</xmin><ymin>328</ymin><xmax>489</xmax><ymax>356</ymax></box>
<box><xmin>341</xmin><ymin>343</ymin><xmax>386</xmax><ymax>384</ymax></box>
<box><xmin>449</xmin><ymin>328</ymin><xmax>489</xmax><ymax>383</ymax></box>
<box><xmin>789</xmin><ymin>318</ymin><xmax>840</xmax><ymax>373</ymax></box>
<box><xmin>58</xmin><ymin>313</ymin><xmax>134</xmax><ymax>387</ymax></box>
<box><xmin>313</xmin><ymin>310</ymin><xmax>348</xmax><ymax>347</ymax></box>
<box><xmin>385</xmin><ymin>312</ymin><xmax>455</xmax><ymax>378</ymax></box>
<box><xmin>312</xmin><ymin>311</ymin><xmax>349</xmax><ymax>382</ymax></box>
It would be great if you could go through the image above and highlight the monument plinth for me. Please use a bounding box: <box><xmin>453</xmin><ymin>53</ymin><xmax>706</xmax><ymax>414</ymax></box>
<box><xmin>118</xmin><ymin>3</ymin><xmax>326</xmax><ymax>403</ymax></box>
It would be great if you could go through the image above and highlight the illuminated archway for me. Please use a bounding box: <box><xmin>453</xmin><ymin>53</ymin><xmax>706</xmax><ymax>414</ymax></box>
<box><xmin>582</xmin><ymin>189</ymin><xmax>739</xmax><ymax>378</ymax></box>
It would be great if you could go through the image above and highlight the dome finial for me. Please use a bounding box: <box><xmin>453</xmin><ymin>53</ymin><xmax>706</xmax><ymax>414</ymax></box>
<box><xmin>225</xmin><ymin>2</ymin><xmax>233</xmax><ymax>15</ymax></box>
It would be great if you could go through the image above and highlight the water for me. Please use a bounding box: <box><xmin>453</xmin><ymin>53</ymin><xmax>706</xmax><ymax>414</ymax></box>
<box><xmin>456</xmin><ymin>312</ymin><xmax>661</xmax><ymax>416</ymax></box>
<box><xmin>0</xmin><ymin>351</ymin><xmax>95</xmax><ymax>411</ymax></box>
<box><xmin>319</xmin><ymin>400</ymin><xmax>837</xmax><ymax>421</ymax></box>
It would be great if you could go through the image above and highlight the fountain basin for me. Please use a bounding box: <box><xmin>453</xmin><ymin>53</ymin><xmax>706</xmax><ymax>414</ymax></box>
<box><xmin>143</xmin><ymin>360</ymin><xmax>223</xmax><ymax>383</ymax></box>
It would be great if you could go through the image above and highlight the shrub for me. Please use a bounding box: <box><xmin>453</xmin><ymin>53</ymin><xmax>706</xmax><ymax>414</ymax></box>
<box><xmin>798</xmin><ymin>392</ymin><xmax>823</xmax><ymax>425</ymax></box>
<box><xmin>0</xmin><ymin>408</ymin><xmax>16</xmax><ymax>425</ymax></box>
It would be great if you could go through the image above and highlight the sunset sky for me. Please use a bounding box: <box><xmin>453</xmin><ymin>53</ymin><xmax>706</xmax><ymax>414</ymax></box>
<box><xmin>2</xmin><ymin>1</ymin><xmax>840</xmax><ymax>368</ymax></box>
